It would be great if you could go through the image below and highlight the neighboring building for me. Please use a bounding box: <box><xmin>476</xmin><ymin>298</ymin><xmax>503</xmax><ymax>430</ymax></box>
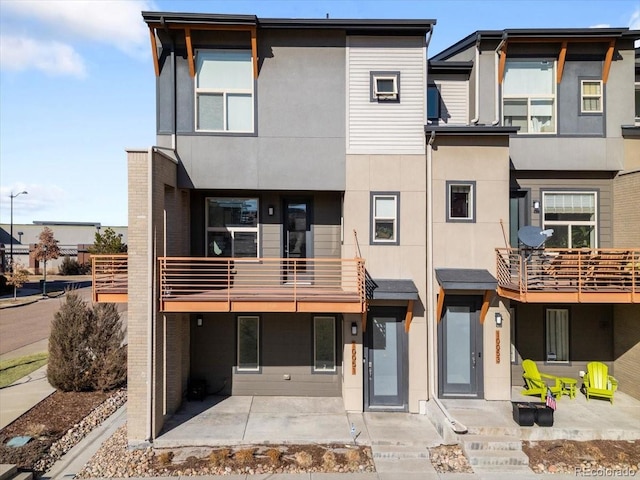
<box><xmin>0</xmin><ymin>221</ymin><xmax>127</xmax><ymax>273</ymax></box>
<box><xmin>91</xmin><ymin>11</ymin><xmax>639</xmax><ymax>448</ymax></box>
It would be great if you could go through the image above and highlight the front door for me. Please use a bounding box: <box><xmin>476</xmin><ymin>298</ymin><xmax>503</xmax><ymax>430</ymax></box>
<box><xmin>283</xmin><ymin>199</ymin><xmax>313</xmax><ymax>283</ymax></box>
<box><xmin>438</xmin><ymin>296</ymin><xmax>484</xmax><ymax>398</ymax></box>
<box><xmin>364</xmin><ymin>307</ymin><xmax>407</xmax><ymax>410</ymax></box>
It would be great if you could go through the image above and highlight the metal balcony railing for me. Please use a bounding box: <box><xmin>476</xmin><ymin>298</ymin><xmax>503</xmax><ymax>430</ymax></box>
<box><xmin>496</xmin><ymin>248</ymin><xmax>639</xmax><ymax>303</ymax></box>
<box><xmin>92</xmin><ymin>254</ymin><xmax>128</xmax><ymax>303</ymax></box>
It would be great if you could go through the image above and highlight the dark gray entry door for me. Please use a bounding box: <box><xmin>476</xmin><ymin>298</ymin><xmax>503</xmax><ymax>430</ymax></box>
<box><xmin>438</xmin><ymin>296</ymin><xmax>484</xmax><ymax>398</ymax></box>
<box><xmin>365</xmin><ymin>308</ymin><xmax>407</xmax><ymax>410</ymax></box>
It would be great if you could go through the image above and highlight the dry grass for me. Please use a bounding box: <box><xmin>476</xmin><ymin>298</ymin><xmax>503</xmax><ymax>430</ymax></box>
<box><xmin>233</xmin><ymin>448</ymin><xmax>255</xmax><ymax>464</ymax></box>
<box><xmin>208</xmin><ymin>448</ymin><xmax>231</xmax><ymax>467</ymax></box>
<box><xmin>22</xmin><ymin>422</ymin><xmax>47</xmax><ymax>438</ymax></box>
<box><xmin>322</xmin><ymin>450</ymin><xmax>337</xmax><ymax>469</ymax></box>
<box><xmin>265</xmin><ymin>448</ymin><xmax>282</xmax><ymax>465</ymax></box>
<box><xmin>157</xmin><ymin>451</ymin><xmax>174</xmax><ymax>466</ymax></box>
<box><xmin>294</xmin><ymin>450</ymin><xmax>313</xmax><ymax>468</ymax></box>
<box><xmin>345</xmin><ymin>448</ymin><xmax>362</xmax><ymax>466</ymax></box>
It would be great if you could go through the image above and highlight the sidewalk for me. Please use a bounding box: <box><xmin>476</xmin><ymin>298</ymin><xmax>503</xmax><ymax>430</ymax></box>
<box><xmin>0</xmin><ymin>364</ymin><xmax>55</xmax><ymax>430</ymax></box>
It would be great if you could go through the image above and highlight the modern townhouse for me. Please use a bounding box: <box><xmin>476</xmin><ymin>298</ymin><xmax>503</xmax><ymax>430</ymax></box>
<box><xmin>91</xmin><ymin>11</ymin><xmax>640</xmax><ymax>448</ymax></box>
<box><xmin>428</xmin><ymin>28</ymin><xmax>640</xmax><ymax>401</ymax></box>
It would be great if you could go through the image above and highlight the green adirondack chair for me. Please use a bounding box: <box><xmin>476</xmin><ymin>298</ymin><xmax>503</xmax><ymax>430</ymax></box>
<box><xmin>584</xmin><ymin>361</ymin><xmax>618</xmax><ymax>404</ymax></box>
<box><xmin>521</xmin><ymin>359</ymin><xmax>563</xmax><ymax>401</ymax></box>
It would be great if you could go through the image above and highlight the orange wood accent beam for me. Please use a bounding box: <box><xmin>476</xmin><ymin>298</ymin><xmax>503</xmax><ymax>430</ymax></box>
<box><xmin>185</xmin><ymin>27</ymin><xmax>195</xmax><ymax>78</ymax></box>
<box><xmin>251</xmin><ymin>27</ymin><xmax>258</xmax><ymax>79</ymax></box>
<box><xmin>404</xmin><ymin>300</ymin><xmax>414</xmax><ymax>333</ymax></box>
<box><xmin>557</xmin><ymin>41</ymin><xmax>567</xmax><ymax>84</ymax></box>
<box><xmin>149</xmin><ymin>27</ymin><xmax>160</xmax><ymax>77</ymax></box>
<box><xmin>479</xmin><ymin>290</ymin><xmax>493</xmax><ymax>324</ymax></box>
<box><xmin>498</xmin><ymin>48</ymin><xmax>507</xmax><ymax>85</ymax></box>
<box><xmin>602</xmin><ymin>40</ymin><xmax>615</xmax><ymax>84</ymax></box>
<box><xmin>436</xmin><ymin>286</ymin><xmax>445</xmax><ymax>323</ymax></box>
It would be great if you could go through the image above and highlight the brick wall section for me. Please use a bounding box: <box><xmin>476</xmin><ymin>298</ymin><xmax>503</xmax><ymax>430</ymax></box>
<box><xmin>613</xmin><ymin>305</ymin><xmax>640</xmax><ymax>401</ymax></box>
<box><xmin>613</xmin><ymin>170</ymin><xmax>640</xmax><ymax>248</ymax></box>
<box><xmin>127</xmin><ymin>148</ymin><xmax>189</xmax><ymax>445</ymax></box>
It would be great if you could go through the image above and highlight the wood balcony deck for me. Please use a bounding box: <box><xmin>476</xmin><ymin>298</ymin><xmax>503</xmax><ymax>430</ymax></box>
<box><xmin>496</xmin><ymin>248</ymin><xmax>640</xmax><ymax>303</ymax></box>
<box><xmin>93</xmin><ymin>255</ymin><xmax>367</xmax><ymax>313</ymax></box>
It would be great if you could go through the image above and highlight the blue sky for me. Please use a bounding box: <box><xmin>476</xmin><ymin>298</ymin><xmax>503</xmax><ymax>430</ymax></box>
<box><xmin>1</xmin><ymin>0</ymin><xmax>638</xmax><ymax>226</ymax></box>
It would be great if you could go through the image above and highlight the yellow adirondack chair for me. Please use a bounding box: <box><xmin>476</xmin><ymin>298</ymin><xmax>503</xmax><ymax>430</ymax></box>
<box><xmin>584</xmin><ymin>362</ymin><xmax>618</xmax><ymax>404</ymax></box>
<box><xmin>521</xmin><ymin>359</ymin><xmax>563</xmax><ymax>401</ymax></box>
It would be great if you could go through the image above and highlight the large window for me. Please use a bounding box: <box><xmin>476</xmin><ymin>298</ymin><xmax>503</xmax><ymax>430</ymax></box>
<box><xmin>313</xmin><ymin>316</ymin><xmax>336</xmax><ymax>373</ymax></box>
<box><xmin>195</xmin><ymin>50</ymin><xmax>254</xmax><ymax>132</ymax></box>
<box><xmin>503</xmin><ymin>60</ymin><xmax>556</xmax><ymax>134</ymax></box>
<box><xmin>546</xmin><ymin>309</ymin><xmax>569</xmax><ymax>363</ymax></box>
<box><xmin>446</xmin><ymin>181</ymin><xmax>475</xmax><ymax>223</ymax></box>
<box><xmin>542</xmin><ymin>192</ymin><xmax>597</xmax><ymax>248</ymax></box>
<box><xmin>237</xmin><ymin>316</ymin><xmax>259</xmax><ymax>372</ymax></box>
<box><xmin>371</xmin><ymin>193</ymin><xmax>399</xmax><ymax>244</ymax></box>
<box><xmin>207</xmin><ymin>198</ymin><xmax>258</xmax><ymax>258</ymax></box>
<box><xmin>581</xmin><ymin>80</ymin><xmax>603</xmax><ymax>114</ymax></box>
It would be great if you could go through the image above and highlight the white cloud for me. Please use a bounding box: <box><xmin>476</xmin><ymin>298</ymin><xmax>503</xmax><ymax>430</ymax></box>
<box><xmin>589</xmin><ymin>23</ymin><xmax>611</xmax><ymax>29</ymax></box>
<box><xmin>0</xmin><ymin>34</ymin><xmax>87</xmax><ymax>77</ymax></box>
<box><xmin>1</xmin><ymin>183</ymin><xmax>69</xmax><ymax>222</ymax></box>
<box><xmin>3</xmin><ymin>0</ymin><xmax>155</xmax><ymax>56</ymax></box>
<box><xmin>629</xmin><ymin>7</ymin><xmax>640</xmax><ymax>30</ymax></box>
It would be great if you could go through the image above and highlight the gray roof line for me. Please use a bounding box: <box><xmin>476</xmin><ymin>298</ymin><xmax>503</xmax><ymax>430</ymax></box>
<box><xmin>424</xmin><ymin>126</ymin><xmax>519</xmax><ymax>135</ymax></box>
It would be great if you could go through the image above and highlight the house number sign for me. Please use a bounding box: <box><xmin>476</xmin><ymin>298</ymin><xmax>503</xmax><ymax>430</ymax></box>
<box><xmin>495</xmin><ymin>330</ymin><xmax>501</xmax><ymax>364</ymax></box>
<box><xmin>351</xmin><ymin>341</ymin><xmax>357</xmax><ymax>375</ymax></box>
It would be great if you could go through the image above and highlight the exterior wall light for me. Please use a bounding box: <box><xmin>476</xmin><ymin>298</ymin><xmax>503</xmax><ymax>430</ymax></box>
<box><xmin>351</xmin><ymin>322</ymin><xmax>358</xmax><ymax>336</ymax></box>
<box><xmin>197</xmin><ymin>315</ymin><xmax>203</xmax><ymax>327</ymax></box>
<box><xmin>495</xmin><ymin>312</ymin><xmax>503</xmax><ymax>328</ymax></box>
<box><xmin>532</xmin><ymin>200</ymin><xmax>541</xmax><ymax>214</ymax></box>
<box><xmin>268</xmin><ymin>205</ymin><xmax>274</xmax><ymax>216</ymax></box>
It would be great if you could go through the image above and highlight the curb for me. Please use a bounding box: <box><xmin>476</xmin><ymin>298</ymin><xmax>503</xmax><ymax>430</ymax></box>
<box><xmin>0</xmin><ymin>292</ymin><xmax>66</xmax><ymax>310</ymax></box>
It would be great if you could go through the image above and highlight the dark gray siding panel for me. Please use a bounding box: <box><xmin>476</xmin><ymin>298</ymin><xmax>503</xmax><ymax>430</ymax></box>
<box><xmin>158</xmin><ymin>54</ymin><xmax>174</xmax><ymax>134</ymax></box>
<box><xmin>558</xmin><ymin>59</ymin><xmax>603</xmax><ymax>136</ymax></box>
<box><xmin>176</xmin><ymin>55</ymin><xmax>194</xmax><ymax>133</ymax></box>
<box><xmin>190</xmin><ymin>313</ymin><xmax>342</xmax><ymax>397</ymax></box>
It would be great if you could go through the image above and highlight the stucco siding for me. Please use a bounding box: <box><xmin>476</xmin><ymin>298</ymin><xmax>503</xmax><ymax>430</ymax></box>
<box><xmin>347</xmin><ymin>36</ymin><xmax>426</xmax><ymax>154</ymax></box>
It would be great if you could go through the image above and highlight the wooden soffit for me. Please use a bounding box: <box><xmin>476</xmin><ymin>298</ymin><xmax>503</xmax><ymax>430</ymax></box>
<box><xmin>147</xmin><ymin>24</ymin><xmax>258</xmax><ymax>79</ymax></box>
<box><xmin>497</xmin><ymin>37</ymin><xmax>617</xmax><ymax>85</ymax></box>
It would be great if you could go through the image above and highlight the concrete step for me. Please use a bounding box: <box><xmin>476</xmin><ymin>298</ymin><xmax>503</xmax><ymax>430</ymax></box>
<box><xmin>472</xmin><ymin>464</ymin><xmax>535</xmax><ymax>474</ymax></box>
<box><xmin>461</xmin><ymin>434</ymin><xmax>522</xmax><ymax>451</ymax></box>
<box><xmin>12</xmin><ymin>473</ymin><xmax>33</xmax><ymax>480</ymax></box>
<box><xmin>466</xmin><ymin>449</ymin><xmax>530</xmax><ymax>467</ymax></box>
<box><xmin>371</xmin><ymin>445</ymin><xmax>429</xmax><ymax>459</ymax></box>
<box><xmin>0</xmin><ymin>466</ymin><xmax>17</xmax><ymax>480</ymax></box>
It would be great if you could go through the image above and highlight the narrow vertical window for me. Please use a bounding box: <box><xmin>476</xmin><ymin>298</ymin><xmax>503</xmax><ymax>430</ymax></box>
<box><xmin>314</xmin><ymin>316</ymin><xmax>336</xmax><ymax>372</ymax></box>
<box><xmin>581</xmin><ymin>80</ymin><xmax>603</xmax><ymax>113</ymax></box>
<box><xmin>546</xmin><ymin>309</ymin><xmax>569</xmax><ymax>363</ymax></box>
<box><xmin>237</xmin><ymin>316</ymin><xmax>259</xmax><ymax>371</ymax></box>
<box><xmin>371</xmin><ymin>193</ymin><xmax>399</xmax><ymax>245</ymax></box>
<box><xmin>446</xmin><ymin>181</ymin><xmax>475</xmax><ymax>223</ymax></box>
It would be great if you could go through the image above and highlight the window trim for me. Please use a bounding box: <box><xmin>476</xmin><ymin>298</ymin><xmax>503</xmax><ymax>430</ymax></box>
<box><xmin>370</xmin><ymin>192</ymin><xmax>400</xmax><ymax>245</ymax></box>
<box><xmin>194</xmin><ymin>49</ymin><xmax>255</xmax><ymax>133</ymax></box>
<box><xmin>580</xmin><ymin>79</ymin><xmax>603</xmax><ymax>114</ymax></box>
<box><xmin>545</xmin><ymin>308</ymin><xmax>570</xmax><ymax>364</ymax></box>
<box><xmin>370</xmin><ymin>71</ymin><xmax>400</xmax><ymax>102</ymax></box>
<box><xmin>502</xmin><ymin>59</ymin><xmax>557</xmax><ymax>135</ymax></box>
<box><xmin>313</xmin><ymin>316</ymin><xmax>337</xmax><ymax>373</ymax></box>
<box><xmin>206</xmin><ymin>197</ymin><xmax>260</xmax><ymax>258</ymax></box>
<box><xmin>541</xmin><ymin>190</ymin><xmax>598</xmax><ymax>249</ymax></box>
<box><xmin>634</xmin><ymin>82</ymin><xmax>640</xmax><ymax>126</ymax></box>
<box><xmin>446</xmin><ymin>181</ymin><xmax>476</xmax><ymax>223</ymax></box>
<box><xmin>236</xmin><ymin>315</ymin><xmax>260</xmax><ymax>373</ymax></box>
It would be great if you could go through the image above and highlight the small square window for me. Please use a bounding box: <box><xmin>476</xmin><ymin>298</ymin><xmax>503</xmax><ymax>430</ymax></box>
<box><xmin>581</xmin><ymin>80</ymin><xmax>603</xmax><ymax>114</ymax></box>
<box><xmin>370</xmin><ymin>71</ymin><xmax>400</xmax><ymax>102</ymax></box>
<box><xmin>446</xmin><ymin>181</ymin><xmax>475</xmax><ymax>223</ymax></box>
<box><xmin>371</xmin><ymin>192</ymin><xmax>400</xmax><ymax>245</ymax></box>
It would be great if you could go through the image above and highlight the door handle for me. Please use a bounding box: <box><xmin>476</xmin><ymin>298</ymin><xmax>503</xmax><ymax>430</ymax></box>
<box><xmin>368</xmin><ymin>361</ymin><xmax>372</xmax><ymax>380</ymax></box>
<box><xmin>471</xmin><ymin>351</ymin><xmax>476</xmax><ymax>368</ymax></box>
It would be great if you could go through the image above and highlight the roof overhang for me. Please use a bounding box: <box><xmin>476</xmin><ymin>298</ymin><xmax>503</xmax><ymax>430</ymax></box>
<box><xmin>424</xmin><ymin>126</ymin><xmax>519</xmax><ymax>136</ymax></box>
<box><xmin>435</xmin><ymin>269</ymin><xmax>498</xmax><ymax>325</ymax></box>
<box><xmin>622</xmin><ymin>126</ymin><xmax>640</xmax><ymax>138</ymax></box>
<box><xmin>366</xmin><ymin>278</ymin><xmax>419</xmax><ymax>333</ymax></box>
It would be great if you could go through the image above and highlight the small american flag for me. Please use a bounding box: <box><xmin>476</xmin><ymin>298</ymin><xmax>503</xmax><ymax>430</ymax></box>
<box><xmin>546</xmin><ymin>387</ymin><xmax>557</xmax><ymax>410</ymax></box>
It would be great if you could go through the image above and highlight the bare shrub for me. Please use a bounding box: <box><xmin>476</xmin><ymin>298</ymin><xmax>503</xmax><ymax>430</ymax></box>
<box><xmin>234</xmin><ymin>448</ymin><xmax>255</xmax><ymax>464</ymax></box>
<box><xmin>157</xmin><ymin>451</ymin><xmax>174</xmax><ymax>466</ymax></box>
<box><xmin>345</xmin><ymin>448</ymin><xmax>362</xmax><ymax>466</ymax></box>
<box><xmin>265</xmin><ymin>448</ymin><xmax>282</xmax><ymax>465</ymax></box>
<box><xmin>322</xmin><ymin>450</ymin><xmax>337</xmax><ymax>469</ymax></box>
<box><xmin>294</xmin><ymin>451</ymin><xmax>313</xmax><ymax>468</ymax></box>
<box><xmin>209</xmin><ymin>448</ymin><xmax>231</xmax><ymax>467</ymax></box>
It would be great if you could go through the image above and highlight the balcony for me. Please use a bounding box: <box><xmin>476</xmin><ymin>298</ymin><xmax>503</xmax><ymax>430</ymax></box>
<box><xmin>496</xmin><ymin>248</ymin><xmax>640</xmax><ymax>303</ymax></box>
<box><xmin>92</xmin><ymin>254</ymin><xmax>128</xmax><ymax>303</ymax></box>
<box><xmin>92</xmin><ymin>256</ymin><xmax>366</xmax><ymax>312</ymax></box>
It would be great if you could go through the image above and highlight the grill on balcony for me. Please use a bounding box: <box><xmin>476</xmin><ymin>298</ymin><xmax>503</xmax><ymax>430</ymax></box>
<box><xmin>496</xmin><ymin>248</ymin><xmax>639</xmax><ymax>303</ymax></box>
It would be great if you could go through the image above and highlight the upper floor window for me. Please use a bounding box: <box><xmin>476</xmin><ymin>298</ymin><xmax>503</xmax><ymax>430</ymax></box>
<box><xmin>371</xmin><ymin>193</ymin><xmax>399</xmax><ymax>244</ymax></box>
<box><xmin>370</xmin><ymin>71</ymin><xmax>400</xmax><ymax>102</ymax></box>
<box><xmin>503</xmin><ymin>60</ymin><xmax>556</xmax><ymax>134</ymax></box>
<box><xmin>581</xmin><ymin>80</ymin><xmax>603</xmax><ymax>114</ymax></box>
<box><xmin>542</xmin><ymin>191</ymin><xmax>597</xmax><ymax>248</ymax></box>
<box><xmin>446</xmin><ymin>181</ymin><xmax>475</xmax><ymax>223</ymax></box>
<box><xmin>427</xmin><ymin>85</ymin><xmax>440</xmax><ymax>120</ymax></box>
<box><xmin>207</xmin><ymin>197</ymin><xmax>258</xmax><ymax>258</ymax></box>
<box><xmin>196</xmin><ymin>50</ymin><xmax>254</xmax><ymax>133</ymax></box>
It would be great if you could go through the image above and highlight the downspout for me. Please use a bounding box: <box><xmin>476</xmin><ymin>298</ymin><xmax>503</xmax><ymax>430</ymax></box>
<box><xmin>470</xmin><ymin>36</ymin><xmax>480</xmax><ymax>124</ymax></box>
<box><xmin>146</xmin><ymin>147</ymin><xmax>154</xmax><ymax>444</ymax></box>
<box><xmin>492</xmin><ymin>37</ymin><xmax>507</xmax><ymax>126</ymax></box>
<box><xmin>426</xmin><ymin>131</ymin><xmax>468</xmax><ymax>435</ymax></box>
